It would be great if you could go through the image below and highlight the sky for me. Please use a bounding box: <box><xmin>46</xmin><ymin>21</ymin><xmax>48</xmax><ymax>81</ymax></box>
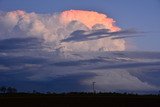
<box><xmin>0</xmin><ymin>0</ymin><xmax>160</xmax><ymax>51</ymax></box>
<box><xmin>0</xmin><ymin>0</ymin><xmax>160</xmax><ymax>94</ymax></box>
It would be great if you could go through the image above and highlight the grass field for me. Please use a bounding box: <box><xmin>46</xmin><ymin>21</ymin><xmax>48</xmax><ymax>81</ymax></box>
<box><xmin>0</xmin><ymin>93</ymin><xmax>160</xmax><ymax>107</ymax></box>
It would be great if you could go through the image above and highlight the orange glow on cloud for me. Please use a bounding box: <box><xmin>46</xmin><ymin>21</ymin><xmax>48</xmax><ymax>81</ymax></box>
<box><xmin>60</xmin><ymin>10</ymin><xmax>120</xmax><ymax>32</ymax></box>
<box><xmin>0</xmin><ymin>10</ymin><xmax>126</xmax><ymax>51</ymax></box>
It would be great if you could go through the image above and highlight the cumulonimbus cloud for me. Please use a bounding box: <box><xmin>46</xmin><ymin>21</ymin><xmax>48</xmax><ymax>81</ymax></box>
<box><xmin>0</xmin><ymin>10</ymin><xmax>126</xmax><ymax>52</ymax></box>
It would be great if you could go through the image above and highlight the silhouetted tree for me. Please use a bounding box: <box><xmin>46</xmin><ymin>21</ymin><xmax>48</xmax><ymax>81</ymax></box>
<box><xmin>47</xmin><ymin>91</ymin><xmax>51</xmax><ymax>94</ymax></box>
<box><xmin>11</xmin><ymin>87</ymin><xmax>17</xmax><ymax>93</ymax></box>
<box><xmin>33</xmin><ymin>90</ymin><xmax>36</xmax><ymax>94</ymax></box>
<box><xmin>6</xmin><ymin>87</ymin><xmax>17</xmax><ymax>93</ymax></box>
<box><xmin>0</xmin><ymin>86</ymin><xmax>7</xmax><ymax>93</ymax></box>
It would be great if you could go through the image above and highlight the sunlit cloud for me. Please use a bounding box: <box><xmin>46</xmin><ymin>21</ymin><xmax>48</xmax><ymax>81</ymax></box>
<box><xmin>0</xmin><ymin>10</ymin><xmax>126</xmax><ymax>52</ymax></box>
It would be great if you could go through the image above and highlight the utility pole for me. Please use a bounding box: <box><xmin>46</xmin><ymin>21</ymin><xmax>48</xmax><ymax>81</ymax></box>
<box><xmin>92</xmin><ymin>82</ymin><xmax>96</xmax><ymax>94</ymax></box>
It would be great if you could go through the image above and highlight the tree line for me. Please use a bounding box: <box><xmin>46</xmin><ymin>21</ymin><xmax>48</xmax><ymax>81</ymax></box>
<box><xmin>0</xmin><ymin>86</ymin><xmax>17</xmax><ymax>94</ymax></box>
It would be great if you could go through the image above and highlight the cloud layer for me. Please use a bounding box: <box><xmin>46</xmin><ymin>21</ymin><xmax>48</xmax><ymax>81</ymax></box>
<box><xmin>0</xmin><ymin>10</ymin><xmax>126</xmax><ymax>52</ymax></box>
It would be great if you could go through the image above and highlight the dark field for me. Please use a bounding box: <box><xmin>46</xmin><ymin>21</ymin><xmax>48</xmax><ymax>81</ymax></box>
<box><xmin>0</xmin><ymin>93</ymin><xmax>160</xmax><ymax>107</ymax></box>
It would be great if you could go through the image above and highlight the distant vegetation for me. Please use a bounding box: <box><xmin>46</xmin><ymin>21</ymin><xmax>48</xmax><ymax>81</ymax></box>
<box><xmin>0</xmin><ymin>86</ymin><xmax>17</xmax><ymax>94</ymax></box>
<box><xmin>0</xmin><ymin>86</ymin><xmax>160</xmax><ymax>96</ymax></box>
<box><xmin>1</xmin><ymin>86</ymin><xmax>160</xmax><ymax>107</ymax></box>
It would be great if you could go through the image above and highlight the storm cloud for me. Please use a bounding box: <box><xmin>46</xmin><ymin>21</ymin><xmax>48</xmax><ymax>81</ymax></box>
<box><xmin>0</xmin><ymin>10</ymin><xmax>159</xmax><ymax>93</ymax></box>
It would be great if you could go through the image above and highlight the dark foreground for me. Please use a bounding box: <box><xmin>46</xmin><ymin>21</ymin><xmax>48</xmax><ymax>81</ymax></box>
<box><xmin>0</xmin><ymin>93</ymin><xmax>160</xmax><ymax>107</ymax></box>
